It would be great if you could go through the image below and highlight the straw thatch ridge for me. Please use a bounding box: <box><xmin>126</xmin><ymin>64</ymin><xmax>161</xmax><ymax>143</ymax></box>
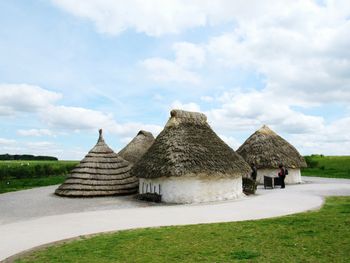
<box><xmin>237</xmin><ymin>125</ymin><xmax>307</xmax><ymax>169</ymax></box>
<box><xmin>118</xmin><ymin>130</ymin><xmax>155</xmax><ymax>164</ymax></box>
<box><xmin>131</xmin><ymin>109</ymin><xmax>251</xmax><ymax>179</ymax></box>
<box><xmin>55</xmin><ymin>129</ymin><xmax>138</xmax><ymax>197</ymax></box>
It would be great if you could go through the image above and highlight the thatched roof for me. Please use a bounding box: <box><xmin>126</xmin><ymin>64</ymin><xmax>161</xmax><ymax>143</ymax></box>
<box><xmin>237</xmin><ymin>125</ymin><xmax>307</xmax><ymax>169</ymax></box>
<box><xmin>55</xmin><ymin>129</ymin><xmax>137</xmax><ymax>197</ymax></box>
<box><xmin>118</xmin><ymin>130</ymin><xmax>155</xmax><ymax>164</ymax></box>
<box><xmin>131</xmin><ymin>109</ymin><xmax>251</xmax><ymax>179</ymax></box>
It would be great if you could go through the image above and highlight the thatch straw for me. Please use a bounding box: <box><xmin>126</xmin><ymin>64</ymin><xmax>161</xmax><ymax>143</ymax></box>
<box><xmin>237</xmin><ymin>125</ymin><xmax>307</xmax><ymax>169</ymax></box>
<box><xmin>131</xmin><ymin>109</ymin><xmax>251</xmax><ymax>179</ymax></box>
<box><xmin>118</xmin><ymin>130</ymin><xmax>155</xmax><ymax>164</ymax></box>
<box><xmin>55</xmin><ymin>129</ymin><xmax>137</xmax><ymax>197</ymax></box>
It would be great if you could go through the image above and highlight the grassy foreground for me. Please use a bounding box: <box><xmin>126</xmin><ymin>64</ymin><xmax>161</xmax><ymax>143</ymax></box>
<box><xmin>0</xmin><ymin>161</ymin><xmax>78</xmax><ymax>193</ymax></box>
<box><xmin>16</xmin><ymin>196</ymin><xmax>350</xmax><ymax>263</ymax></box>
<box><xmin>302</xmin><ymin>155</ymin><xmax>350</xmax><ymax>179</ymax></box>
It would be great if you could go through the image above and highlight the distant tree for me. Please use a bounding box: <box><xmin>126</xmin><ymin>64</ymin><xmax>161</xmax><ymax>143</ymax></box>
<box><xmin>0</xmin><ymin>154</ymin><xmax>58</xmax><ymax>161</ymax></box>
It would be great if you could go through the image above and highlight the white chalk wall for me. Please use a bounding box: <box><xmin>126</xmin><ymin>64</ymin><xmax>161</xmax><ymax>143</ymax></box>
<box><xmin>256</xmin><ymin>168</ymin><xmax>302</xmax><ymax>184</ymax></box>
<box><xmin>139</xmin><ymin>176</ymin><xmax>243</xmax><ymax>204</ymax></box>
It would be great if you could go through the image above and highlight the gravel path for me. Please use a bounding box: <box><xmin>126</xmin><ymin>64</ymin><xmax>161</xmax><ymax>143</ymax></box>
<box><xmin>1</xmin><ymin>176</ymin><xmax>350</xmax><ymax>261</ymax></box>
<box><xmin>0</xmin><ymin>186</ymin><xmax>160</xmax><ymax>225</ymax></box>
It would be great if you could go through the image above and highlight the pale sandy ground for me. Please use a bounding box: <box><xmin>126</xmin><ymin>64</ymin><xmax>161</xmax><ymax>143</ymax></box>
<box><xmin>1</xmin><ymin>176</ymin><xmax>350</xmax><ymax>261</ymax></box>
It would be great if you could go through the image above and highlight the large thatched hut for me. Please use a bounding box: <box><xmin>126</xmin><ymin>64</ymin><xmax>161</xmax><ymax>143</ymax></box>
<box><xmin>131</xmin><ymin>109</ymin><xmax>251</xmax><ymax>204</ymax></box>
<box><xmin>118</xmin><ymin>130</ymin><xmax>155</xmax><ymax>164</ymax></box>
<box><xmin>55</xmin><ymin>129</ymin><xmax>138</xmax><ymax>197</ymax></box>
<box><xmin>237</xmin><ymin>125</ymin><xmax>307</xmax><ymax>184</ymax></box>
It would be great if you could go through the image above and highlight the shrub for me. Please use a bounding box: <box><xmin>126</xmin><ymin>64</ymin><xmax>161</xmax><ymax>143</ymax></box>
<box><xmin>304</xmin><ymin>156</ymin><xmax>319</xmax><ymax>168</ymax></box>
<box><xmin>0</xmin><ymin>161</ymin><xmax>77</xmax><ymax>179</ymax></box>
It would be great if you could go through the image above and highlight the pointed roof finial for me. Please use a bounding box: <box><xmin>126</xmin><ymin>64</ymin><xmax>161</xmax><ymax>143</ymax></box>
<box><xmin>98</xmin><ymin>128</ymin><xmax>104</xmax><ymax>142</ymax></box>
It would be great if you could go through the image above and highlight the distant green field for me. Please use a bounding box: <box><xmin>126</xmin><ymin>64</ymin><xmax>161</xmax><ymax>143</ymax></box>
<box><xmin>302</xmin><ymin>155</ymin><xmax>350</xmax><ymax>179</ymax></box>
<box><xmin>0</xmin><ymin>160</ymin><xmax>78</xmax><ymax>194</ymax></box>
<box><xmin>15</xmin><ymin>196</ymin><xmax>350</xmax><ymax>263</ymax></box>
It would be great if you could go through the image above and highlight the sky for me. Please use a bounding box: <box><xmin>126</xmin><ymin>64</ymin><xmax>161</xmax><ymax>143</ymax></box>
<box><xmin>0</xmin><ymin>0</ymin><xmax>349</xmax><ymax>160</ymax></box>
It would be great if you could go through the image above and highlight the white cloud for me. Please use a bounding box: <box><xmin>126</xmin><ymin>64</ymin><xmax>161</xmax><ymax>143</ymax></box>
<box><xmin>0</xmin><ymin>139</ymin><xmax>62</xmax><ymax>157</ymax></box>
<box><xmin>0</xmin><ymin>137</ymin><xmax>95</xmax><ymax>160</ymax></box>
<box><xmin>51</xmin><ymin>0</ymin><xmax>228</xmax><ymax>36</ymax></box>
<box><xmin>141</xmin><ymin>41</ymin><xmax>205</xmax><ymax>84</ymax></box>
<box><xmin>289</xmin><ymin>116</ymin><xmax>350</xmax><ymax>155</ymax></box>
<box><xmin>206</xmin><ymin>89</ymin><xmax>325</xmax><ymax>134</ymax></box>
<box><xmin>170</xmin><ymin>100</ymin><xmax>201</xmax><ymax>112</ymax></box>
<box><xmin>202</xmin><ymin>88</ymin><xmax>350</xmax><ymax>155</ymax></box>
<box><xmin>204</xmin><ymin>1</ymin><xmax>350</xmax><ymax>104</ymax></box>
<box><xmin>0</xmin><ymin>84</ymin><xmax>62</xmax><ymax>116</ymax></box>
<box><xmin>125</xmin><ymin>1</ymin><xmax>350</xmax><ymax>104</ymax></box>
<box><xmin>42</xmin><ymin>105</ymin><xmax>116</xmax><ymax>131</ymax></box>
<box><xmin>142</xmin><ymin>58</ymin><xmax>200</xmax><ymax>84</ymax></box>
<box><xmin>41</xmin><ymin>105</ymin><xmax>162</xmax><ymax>138</ymax></box>
<box><xmin>200</xmin><ymin>96</ymin><xmax>214</xmax><ymax>102</ymax></box>
<box><xmin>25</xmin><ymin>141</ymin><xmax>58</xmax><ymax>151</ymax></box>
<box><xmin>0</xmin><ymin>84</ymin><xmax>162</xmax><ymax>150</ymax></box>
<box><xmin>17</xmin><ymin>129</ymin><xmax>54</xmax><ymax>137</ymax></box>
<box><xmin>0</xmin><ymin>138</ymin><xmax>16</xmax><ymax>146</ymax></box>
<box><xmin>53</xmin><ymin>0</ymin><xmax>335</xmax><ymax>37</ymax></box>
<box><xmin>173</xmin><ymin>42</ymin><xmax>206</xmax><ymax>68</ymax></box>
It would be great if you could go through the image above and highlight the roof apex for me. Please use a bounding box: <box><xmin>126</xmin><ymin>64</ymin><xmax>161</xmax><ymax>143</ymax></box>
<box><xmin>257</xmin><ymin>125</ymin><xmax>276</xmax><ymax>135</ymax></box>
<box><xmin>137</xmin><ymin>130</ymin><xmax>154</xmax><ymax>137</ymax></box>
<box><xmin>166</xmin><ymin>109</ymin><xmax>207</xmax><ymax>127</ymax></box>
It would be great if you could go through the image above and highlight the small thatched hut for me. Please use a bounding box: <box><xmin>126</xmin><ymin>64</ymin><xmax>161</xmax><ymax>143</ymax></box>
<box><xmin>118</xmin><ymin>130</ymin><xmax>155</xmax><ymax>164</ymax></box>
<box><xmin>131</xmin><ymin>109</ymin><xmax>251</xmax><ymax>204</ymax></box>
<box><xmin>237</xmin><ymin>125</ymin><xmax>307</xmax><ymax>184</ymax></box>
<box><xmin>55</xmin><ymin>129</ymin><xmax>138</xmax><ymax>197</ymax></box>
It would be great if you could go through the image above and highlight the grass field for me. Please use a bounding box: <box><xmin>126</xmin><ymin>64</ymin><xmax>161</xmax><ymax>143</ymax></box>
<box><xmin>302</xmin><ymin>155</ymin><xmax>350</xmax><ymax>179</ymax></box>
<box><xmin>0</xmin><ymin>161</ymin><xmax>78</xmax><ymax>194</ymax></box>
<box><xmin>0</xmin><ymin>175</ymin><xmax>67</xmax><ymax>194</ymax></box>
<box><xmin>15</xmin><ymin>196</ymin><xmax>350</xmax><ymax>262</ymax></box>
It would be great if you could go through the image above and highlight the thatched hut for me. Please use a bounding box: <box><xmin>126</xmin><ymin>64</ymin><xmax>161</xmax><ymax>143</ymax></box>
<box><xmin>55</xmin><ymin>129</ymin><xmax>138</xmax><ymax>197</ymax></box>
<box><xmin>131</xmin><ymin>109</ymin><xmax>251</xmax><ymax>204</ymax></box>
<box><xmin>237</xmin><ymin>125</ymin><xmax>307</xmax><ymax>184</ymax></box>
<box><xmin>118</xmin><ymin>130</ymin><xmax>155</xmax><ymax>164</ymax></box>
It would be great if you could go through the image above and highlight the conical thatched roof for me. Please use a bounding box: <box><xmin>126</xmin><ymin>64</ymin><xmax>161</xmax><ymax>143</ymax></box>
<box><xmin>237</xmin><ymin>125</ymin><xmax>307</xmax><ymax>169</ymax></box>
<box><xmin>55</xmin><ymin>129</ymin><xmax>138</xmax><ymax>197</ymax></box>
<box><xmin>118</xmin><ymin>130</ymin><xmax>155</xmax><ymax>164</ymax></box>
<box><xmin>131</xmin><ymin>109</ymin><xmax>251</xmax><ymax>179</ymax></box>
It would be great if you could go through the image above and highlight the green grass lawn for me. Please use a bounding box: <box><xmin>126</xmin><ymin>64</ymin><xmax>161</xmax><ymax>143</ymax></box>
<box><xmin>15</xmin><ymin>196</ymin><xmax>350</xmax><ymax>263</ymax></box>
<box><xmin>0</xmin><ymin>160</ymin><xmax>78</xmax><ymax>194</ymax></box>
<box><xmin>0</xmin><ymin>175</ymin><xmax>66</xmax><ymax>194</ymax></box>
<box><xmin>302</xmin><ymin>155</ymin><xmax>350</xmax><ymax>179</ymax></box>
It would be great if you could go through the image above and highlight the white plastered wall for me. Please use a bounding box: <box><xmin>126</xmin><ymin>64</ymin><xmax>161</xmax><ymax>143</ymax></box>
<box><xmin>139</xmin><ymin>176</ymin><xmax>243</xmax><ymax>204</ymax></box>
<box><xmin>256</xmin><ymin>168</ymin><xmax>302</xmax><ymax>184</ymax></box>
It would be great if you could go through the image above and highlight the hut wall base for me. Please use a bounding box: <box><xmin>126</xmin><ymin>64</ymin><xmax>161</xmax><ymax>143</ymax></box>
<box><xmin>256</xmin><ymin>168</ymin><xmax>302</xmax><ymax>185</ymax></box>
<box><xmin>139</xmin><ymin>177</ymin><xmax>243</xmax><ymax>204</ymax></box>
